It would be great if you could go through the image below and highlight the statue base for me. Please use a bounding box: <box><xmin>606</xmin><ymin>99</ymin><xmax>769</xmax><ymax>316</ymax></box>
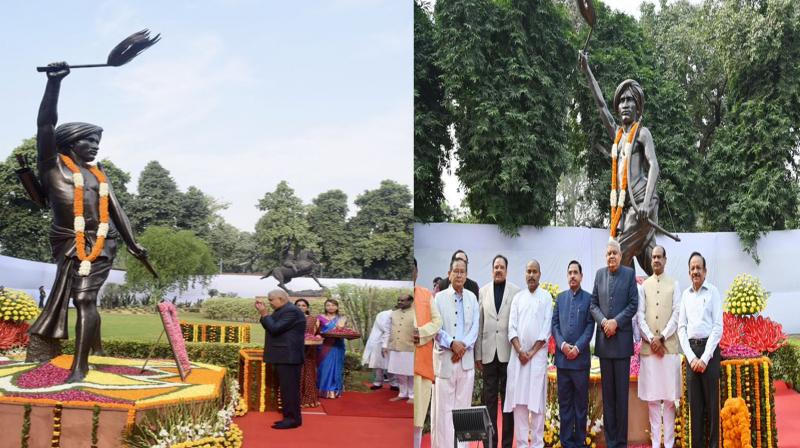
<box><xmin>0</xmin><ymin>354</ymin><xmax>226</xmax><ymax>448</ymax></box>
<box><xmin>24</xmin><ymin>334</ymin><xmax>62</xmax><ymax>363</ymax></box>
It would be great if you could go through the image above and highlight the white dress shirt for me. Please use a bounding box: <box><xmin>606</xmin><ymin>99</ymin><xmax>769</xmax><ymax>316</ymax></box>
<box><xmin>677</xmin><ymin>281</ymin><xmax>723</xmax><ymax>364</ymax></box>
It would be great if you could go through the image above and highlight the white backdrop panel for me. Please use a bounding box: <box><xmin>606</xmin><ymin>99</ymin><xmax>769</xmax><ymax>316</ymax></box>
<box><xmin>414</xmin><ymin>223</ymin><xmax>800</xmax><ymax>333</ymax></box>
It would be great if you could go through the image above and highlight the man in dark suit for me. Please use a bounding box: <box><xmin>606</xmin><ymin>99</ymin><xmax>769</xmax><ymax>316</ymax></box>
<box><xmin>589</xmin><ymin>240</ymin><xmax>638</xmax><ymax>448</ymax></box>
<box><xmin>255</xmin><ymin>289</ymin><xmax>307</xmax><ymax>429</ymax></box>
<box><xmin>552</xmin><ymin>260</ymin><xmax>594</xmax><ymax>448</ymax></box>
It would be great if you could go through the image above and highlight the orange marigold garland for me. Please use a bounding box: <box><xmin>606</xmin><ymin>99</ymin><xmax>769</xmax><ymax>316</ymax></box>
<box><xmin>764</xmin><ymin>361</ymin><xmax>772</xmax><ymax>447</ymax></box>
<box><xmin>755</xmin><ymin>362</ymin><xmax>761</xmax><ymax>448</ymax></box>
<box><xmin>59</xmin><ymin>154</ymin><xmax>109</xmax><ymax>276</ymax></box>
<box><xmin>609</xmin><ymin>121</ymin><xmax>639</xmax><ymax>237</ymax></box>
<box><xmin>721</xmin><ymin>397</ymin><xmax>752</xmax><ymax>448</ymax></box>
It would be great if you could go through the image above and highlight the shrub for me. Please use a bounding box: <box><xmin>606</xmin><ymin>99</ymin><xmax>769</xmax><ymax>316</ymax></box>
<box><xmin>202</xmin><ymin>298</ymin><xmax>260</xmax><ymax>322</ymax></box>
<box><xmin>62</xmin><ymin>339</ymin><xmax>256</xmax><ymax>376</ymax></box>
<box><xmin>331</xmin><ymin>284</ymin><xmax>412</xmax><ymax>347</ymax></box>
<box><xmin>770</xmin><ymin>343</ymin><xmax>800</xmax><ymax>392</ymax></box>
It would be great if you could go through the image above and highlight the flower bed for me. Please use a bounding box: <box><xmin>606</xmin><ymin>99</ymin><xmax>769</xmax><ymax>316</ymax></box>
<box><xmin>0</xmin><ymin>354</ymin><xmax>231</xmax><ymax>447</ymax></box>
<box><xmin>180</xmin><ymin>321</ymin><xmax>251</xmax><ymax>344</ymax></box>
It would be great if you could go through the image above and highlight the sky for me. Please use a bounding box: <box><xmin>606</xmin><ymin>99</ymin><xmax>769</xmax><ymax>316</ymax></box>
<box><xmin>0</xmin><ymin>1</ymin><xmax>412</xmax><ymax>231</ymax></box>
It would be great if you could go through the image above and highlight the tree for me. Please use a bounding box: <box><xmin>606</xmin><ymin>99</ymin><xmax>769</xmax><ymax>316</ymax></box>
<box><xmin>254</xmin><ymin>181</ymin><xmax>319</xmax><ymax>271</ymax></box>
<box><xmin>434</xmin><ymin>0</ymin><xmax>575</xmax><ymax>234</ymax></box>
<box><xmin>696</xmin><ymin>0</ymin><xmax>800</xmax><ymax>260</ymax></box>
<box><xmin>98</xmin><ymin>159</ymin><xmax>133</xmax><ymax>210</ymax></box>
<box><xmin>350</xmin><ymin>180</ymin><xmax>413</xmax><ymax>280</ymax></box>
<box><xmin>122</xmin><ymin>226</ymin><xmax>216</xmax><ymax>302</ymax></box>
<box><xmin>127</xmin><ymin>161</ymin><xmax>182</xmax><ymax>233</ymax></box>
<box><xmin>414</xmin><ymin>1</ymin><xmax>452</xmax><ymax>222</ymax></box>
<box><xmin>0</xmin><ymin>138</ymin><xmax>52</xmax><ymax>261</ymax></box>
<box><xmin>308</xmin><ymin>190</ymin><xmax>359</xmax><ymax>277</ymax></box>
<box><xmin>177</xmin><ymin>186</ymin><xmax>215</xmax><ymax>238</ymax></box>
<box><xmin>206</xmin><ymin>217</ymin><xmax>260</xmax><ymax>273</ymax></box>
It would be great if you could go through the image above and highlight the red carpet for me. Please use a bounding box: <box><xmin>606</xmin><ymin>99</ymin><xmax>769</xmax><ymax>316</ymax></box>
<box><xmin>234</xmin><ymin>389</ymin><xmax>412</xmax><ymax>447</ymax></box>
<box><xmin>235</xmin><ymin>411</ymin><xmax>411</xmax><ymax>447</ymax></box>
<box><xmin>321</xmin><ymin>387</ymin><xmax>413</xmax><ymax>418</ymax></box>
<box><xmin>775</xmin><ymin>380</ymin><xmax>800</xmax><ymax>447</ymax></box>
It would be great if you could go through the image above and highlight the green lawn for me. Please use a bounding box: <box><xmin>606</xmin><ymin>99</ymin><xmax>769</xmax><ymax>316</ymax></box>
<box><xmin>790</xmin><ymin>335</ymin><xmax>800</xmax><ymax>346</ymax></box>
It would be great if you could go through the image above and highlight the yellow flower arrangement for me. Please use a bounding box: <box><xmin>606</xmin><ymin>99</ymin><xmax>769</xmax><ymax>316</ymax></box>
<box><xmin>721</xmin><ymin>397</ymin><xmax>752</xmax><ymax>448</ymax></box>
<box><xmin>0</xmin><ymin>289</ymin><xmax>40</xmax><ymax>322</ymax></box>
<box><xmin>724</xmin><ymin>273</ymin><xmax>768</xmax><ymax>316</ymax></box>
<box><xmin>540</xmin><ymin>282</ymin><xmax>561</xmax><ymax>306</ymax></box>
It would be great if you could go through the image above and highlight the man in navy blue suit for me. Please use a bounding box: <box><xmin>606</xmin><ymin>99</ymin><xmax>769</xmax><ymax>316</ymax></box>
<box><xmin>552</xmin><ymin>260</ymin><xmax>595</xmax><ymax>448</ymax></box>
<box><xmin>255</xmin><ymin>289</ymin><xmax>307</xmax><ymax>429</ymax></box>
<box><xmin>589</xmin><ymin>240</ymin><xmax>639</xmax><ymax>448</ymax></box>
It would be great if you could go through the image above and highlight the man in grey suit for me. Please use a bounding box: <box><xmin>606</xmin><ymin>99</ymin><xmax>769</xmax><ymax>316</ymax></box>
<box><xmin>590</xmin><ymin>240</ymin><xmax>639</xmax><ymax>448</ymax></box>
<box><xmin>476</xmin><ymin>254</ymin><xmax>520</xmax><ymax>448</ymax></box>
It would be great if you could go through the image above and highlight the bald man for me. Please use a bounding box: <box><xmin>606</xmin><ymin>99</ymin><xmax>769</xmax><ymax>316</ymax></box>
<box><xmin>256</xmin><ymin>290</ymin><xmax>307</xmax><ymax>429</ymax></box>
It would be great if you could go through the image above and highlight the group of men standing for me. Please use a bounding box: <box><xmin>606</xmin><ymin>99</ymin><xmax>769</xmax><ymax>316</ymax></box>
<box><xmin>414</xmin><ymin>241</ymin><xmax>723</xmax><ymax>448</ymax></box>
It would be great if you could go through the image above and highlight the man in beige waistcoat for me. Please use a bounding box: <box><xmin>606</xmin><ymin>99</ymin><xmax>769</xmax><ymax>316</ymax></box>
<box><xmin>636</xmin><ymin>245</ymin><xmax>681</xmax><ymax>448</ymax></box>
<box><xmin>385</xmin><ymin>294</ymin><xmax>416</xmax><ymax>402</ymax></box>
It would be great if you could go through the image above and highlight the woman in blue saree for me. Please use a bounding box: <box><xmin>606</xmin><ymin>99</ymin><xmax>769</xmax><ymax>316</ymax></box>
<box><xmin>316</xmin><ymin>298</ymin><xmax>346</xmax><ymax>399</ymax></box>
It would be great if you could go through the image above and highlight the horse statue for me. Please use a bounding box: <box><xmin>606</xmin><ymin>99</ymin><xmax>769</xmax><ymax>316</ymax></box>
<box><xmin>261</xmin><ymin>245</ymin><xmax>325</xmax><ymax>293</ymax></box>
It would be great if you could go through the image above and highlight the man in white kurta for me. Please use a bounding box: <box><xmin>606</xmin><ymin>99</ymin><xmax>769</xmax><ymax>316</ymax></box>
<box><xmin>432</xmin><ymin>258</ymin><xmax>480</xmax><ymax>448</ymax></box>
<box><xmin>362</xmin><ymin>308</ymin><xmax>393</xmax><ymax>389</ymax></box>
<box><xmin>504</xmin><ymin>260</ymin><xmax>553</xmax><ymax>448</ymax></box>
<box><xmin>636</xmin><ymin>245</ymin><xmax>681</xmax><ymax>448</ymax></box>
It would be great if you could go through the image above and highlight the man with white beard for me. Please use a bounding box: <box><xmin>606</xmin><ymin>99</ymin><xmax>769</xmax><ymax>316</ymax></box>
<box><xmin>503</xmin><ymin>260</ymin><xmax>553</xmax><ymax>448</ymax></box>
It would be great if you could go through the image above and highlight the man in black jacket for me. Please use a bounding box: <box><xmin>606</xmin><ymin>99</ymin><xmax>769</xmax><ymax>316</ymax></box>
<box><xmin>256</xmin><ymin>289</ymin><xmax>307</xmax><ymax>429</ymax></box>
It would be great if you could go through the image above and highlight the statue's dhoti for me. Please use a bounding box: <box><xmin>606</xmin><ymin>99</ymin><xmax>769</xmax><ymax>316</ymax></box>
<box><xmin>29</xmin><ymin>225</ymin><xmax>118</xmax><ymax>340</ymax></box>
<box><xmin>616</xmin><ymin>177</ymin><xmax>658</xmax><ymax>276</ymax></box>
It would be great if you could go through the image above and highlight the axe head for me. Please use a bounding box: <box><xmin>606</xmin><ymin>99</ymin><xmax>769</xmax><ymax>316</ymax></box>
<box><xmin>576</xmin><ymin>0</ymin><xmax>597</xmax><ymax>27</ymax></box>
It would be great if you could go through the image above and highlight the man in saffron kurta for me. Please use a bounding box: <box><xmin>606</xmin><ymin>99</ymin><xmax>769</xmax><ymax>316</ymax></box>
<box><xmin>432</xmin><ymin>258</ymin><xmax>479</xmax><ymax>448</ymax></box>
<box><xmin>413</xmin><ymin>259</ymin><xmax>442</xmax><ymax>448</ymax></box>
<box><xmin>637</xmin><ymin>245</ymin><xmax>681</xmax><ymax>448</ymax></box>
<box><xmin>504</xmin><ymin>260</ymin><xmax>553</xmax><ymax>448</ymax></box>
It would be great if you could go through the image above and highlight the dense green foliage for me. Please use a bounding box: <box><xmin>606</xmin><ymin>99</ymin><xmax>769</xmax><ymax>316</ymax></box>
<box><xmin>122</xmin><ymin>226</ymin><xmax>217</xmax><ymax>301</ymax></box>
<box><xmin>0</xmin><ymin>139</ymin><xmax>52</xmax><ymax>261</ymax></box>
<box><xmin>414</xmin><ymin>2</ymin><xmax>452</xmax><ymax>222</ymax></box>
<box><xmin>254</xmin><ymin>180</ymin><xmax>321</xmax><ymax>271</ymax></box>
<box><xmin>770</xmin><ymin>343</ymin><xmax>800</xmax><ymax>393</ymax></box>
<box><xmin>415</xmin><ymin>0</ymin><xmax>800</xmax><ymax>257</ymax></box>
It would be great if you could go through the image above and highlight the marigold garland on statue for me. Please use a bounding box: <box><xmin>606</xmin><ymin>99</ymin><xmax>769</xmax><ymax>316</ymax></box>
<box><xmin>59</xmin><ymin>154</ymin><xmax>109</xmax><ymax>276</ymax></box>
<box><xmin>609</xmin><ymin>120</ymin><xmax>639</xmax><ymax>237</ymax></box>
